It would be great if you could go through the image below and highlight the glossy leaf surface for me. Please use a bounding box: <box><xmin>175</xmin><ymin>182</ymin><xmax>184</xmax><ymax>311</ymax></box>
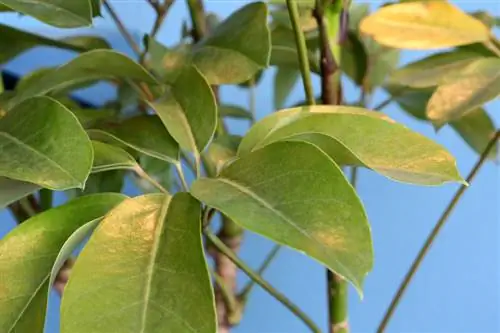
<box><xmin>360</xmin><ymin>1</ymin><xmax>490</xmax><ymax>49</ymax></box>
<box><xmin>0</xmin><ymin>97</ymin><xmax>93</xmax><ymax>190</ymax></box>
<box><xmin>0</xmin><ymin>194</ymin><xmax>126</xmax><ymax>333</ymax></box>
<box><xmin>239</xmin><ymin>106</ymin><xmax>464</xmax><ymax>185</ymax></box>
<box><xmin>61</xmin><ymin>193</ymin><xmax>216</xmax><ymax>333</ymax></box>
<box><xmin>192</xmin><ymin>141</ymin><xmax>373</xmax><ymax>293</ymax></box>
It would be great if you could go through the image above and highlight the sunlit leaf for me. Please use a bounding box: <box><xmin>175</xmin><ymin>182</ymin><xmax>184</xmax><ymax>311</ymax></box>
<box><xmin>0</xmin><ymin>0</ymin><xmax>93</xmax><ymax>28</ymax></box>
<box><xmin>88</xmin><ymin>115</ymin><xmax>179</xmax><ymax>164</ymax></box>
<box><xmin>239</xmin><ymin>106</ymin><xmax>464</xmax><ymax>185</ymax></box>
<box><xmin>61</xmin><ymin>193</ymin><xmax>216</xmax><ymax>333</ymax></box>
<box><xmin>0</xmin><ymin>97</ymin><xmax>93</xmax><ymax>190</ymax></box>
<box><xmin>151</xmin><ymin>65</ymin><xmax>217</xmax><ymax>154</ymax></box>
<box><xmin>360</xmin><ymin>1</ymin><xmax>490</xmax><ymax>49</ymax></box>
<box><xmin>426</xmin><ymin>58</ymin><xmax>500</xmax><ymax>126</ymax></box>
<box><xmin>389</xmin><ymin>50</ymin><xmax>483</xmax><ymax>88</ymax></box>
<box><xmin>192</xmin><ymin>141</ymin><xmax>373</xmax><ymax>293</ymax></box>
<box><xmin>0</xmin><ymin>194</ymin><xmax>126</xmax><ymax>333</ymax></box>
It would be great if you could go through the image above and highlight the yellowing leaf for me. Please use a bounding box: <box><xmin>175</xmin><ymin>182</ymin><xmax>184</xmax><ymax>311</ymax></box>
<box><xmin>360</xmin><ymin>1</ymin><xmax>490</xmax><ymax>49</ymax></box>
<box><xmin>426</xmin><ymin>58</ymin><xmax>500</xmax><ymax>126</ymax></box>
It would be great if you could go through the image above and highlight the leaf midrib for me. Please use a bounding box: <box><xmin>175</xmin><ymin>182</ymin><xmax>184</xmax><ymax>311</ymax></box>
<box><xmin>215</xmin><ymin>177</ymin><xmax>359</xmax><ymax>286</ymax></box>
<box><xmin>0</xmin><ymin>131</ymin><xmax>80</xmax><ymax>186</ymax></box>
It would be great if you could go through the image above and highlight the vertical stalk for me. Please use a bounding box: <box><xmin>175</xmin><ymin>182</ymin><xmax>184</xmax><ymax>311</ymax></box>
<box><xmin>313</xmin><ymin>0</ymin><xmax>348</xmax><ymax>332</ymax></box>
<box><xmin>285</xmin><ymin>0</ymin><xmax>315</xmax><ymax>105</ymax></box>
<box><xmin>377</xmin><ymin>130</ymin><xmax>500</xmax><ymax>333</ymax></box>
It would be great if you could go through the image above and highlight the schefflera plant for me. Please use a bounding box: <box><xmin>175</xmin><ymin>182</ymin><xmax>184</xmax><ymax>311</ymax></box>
<box><xmin>0</xmin><ymin>1</ymin><xmax>467</xmax><ymax>333</ymax></box>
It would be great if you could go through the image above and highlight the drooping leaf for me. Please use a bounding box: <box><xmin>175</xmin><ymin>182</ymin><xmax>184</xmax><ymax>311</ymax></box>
<box><xmin>389</xmin><ymin>50</ymin><xmax>483</xmax><ymax>88</ymax></box>
<box><xmin>360</xmin><ymin>1</ymin><xmax>490</xmax><ymax>49</ymax></box>
<box><xmin>192</xmin><ymin>141</ymin><xmax>373</xmax><ymax>292</ymax></box>
<box><xmin>219</xmin><ymin>105</ymin><xmax>253</xmax><ymax>120</ymax></box>
<box><xmin>192</xmin><ymin>2</ymin><xmax>271</xmax><ymax>84</ymax></box>
<box><xmin>0</xmin><ymin>24</ymin><xmax>110</xmax><ymax>65</ymax></box>
<box><xmin>0</xmin><ymin>0</ymin><xmax>93</xmax><ymax>28</ymax></box>
<box><xmin>8</xmin><ymin>50</ymin><xmax>159</xmax><ymax>109</ymax></box>
<box><xmin>47</xmin><ymin>218</ymin><xmax>101</xmax><ymax>297</ymax></box>
<box><xmin>274</xmin><ymin>67</ymin><xmax>299</xmax><ymax>110</ymax></box>
<box><xmin>0</xmin><ymin>97</ymin><xmax>93</xmax><ymax>190</ymax></box>
<box><xmin>426</xmin><ymin>58</ymin><xmax>500</xmax><ymax>126</ymax></box>
<box><xmin>450</xmin><ymin>109</ymin><xmax>498</xmax><ymax>159</ymax></box>
<box><xmin>0</xmin><ymin>177</ymin><xmax>39</xmax><ymax>209</ymax></box>
<box><xmin>61</xmin><ymin>193</ymin><xmax>217</xmax><ymax>333</ymax></box>
<box><xmin>90</xmin><ymin>0</ymin><xmax>101</xmax><ymax>17</ymax></box>
<box><xmin>91</xmin><ymin>141</ymin><xmax>138</xmax><ymax>173</ymax></box>
<box><xmin>68</xmin><ymin>170</ymin><xmax>125</xmax><ymax>198</ymax></box>
<box><xmin>238</xmin><ymin>106</ymin><xmax>464</xmax><ymax>185</ymax></box>
<box><xmin>0</xmin><ymin>193</ymin><xmax>126</xmax><ymax>333</ymax></box>
<box><xmin>88</xmin><ymin>115</ymin><xmax>179</xmax><ymax>164</ymax></box>
<box><xmin>151</xmin><ymin>66</ymin><xmax>217</xmax><ymax>154</ymax></box>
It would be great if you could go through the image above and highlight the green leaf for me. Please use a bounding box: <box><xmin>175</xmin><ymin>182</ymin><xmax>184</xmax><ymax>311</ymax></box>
<box><xmin>48</xmin><ymin>218</ymin><xmax>101</xmax><ymax>295</ymax></box>
<box><xmin>426</xmin><ymin>58</ymin><xmax>500</xmax><ymax>126</ymax></box>
<box><xmin>91</xmin><ymin>0</ymin><xmax>101</xmax><ymax>17</ymax></box>
<box><xmin>389</xmin><ymin>51</ymin><xmax>483</xmax><ymax>88</ymax></box>
<box><xmin>192</xmin><ymin>141</ymin><xmax>373</xmax><ymax>292</ymax></box>
<box><xmin>0</xmin><ymin>177</ymin><xmax>39</xmax><ymax>209</ymax></box>
<box><xmin>192</xmin><ymin>2</ymin><xmax>271</xmax><ymax>84</ymax></box>
<box><xmin>274</xmin><ymin>67</ymin><xmax>299</xmax><ymax>110</ymax></box>
<box><xmin>219</xmin><ymin>104</ymin><xmax>253</xmax><ymax>120</ymax></box>
<box><xmin>61</xmin><ymin>193</ymin><xmax>217</xmax><ymax>333</ymax></box>
<box><xmin>203</xmin><ymin>135</ymin><xmax>242</xmax><ymax>176</ymax></box>
<box><xmin>91</xmin><ymin>141</ymin><xmax>138</xmax><ymax>173</ymax></box>
<box><xmin>68</xmin><ymin>170</ymin><xmax>125</xmax><ymax>198</ymax></box>
<box><xmin>68</xmin><ymin>108</ymin><xmax>116</xmax><ymax>128</ymax></box>
<box><xmin>0</xmin><ymin>97</ymin><xmax>93</xmax><ymax>190</ymax></box>
<box><xmin>88</xmin><ymin>115</ymin><xmax>179</xmax><ymax>164</ymax></box>
<box><xmin>450</xmin><ymin>108</ymin><xmax>498</xmax><ymax>159</ymax></box>
<box><xmin>151</xmin><ymin>65</ymin><xmax>217</xmax><ymax>154</ymax></box>
<box><xmin>270</xmin><ymin>25</ymin><xmax>320</xmax><ymax>73</ymax></box>
<box><xmin>386</xmin><ymin>84</ymin><xmax>434</xmax><ymax>121</ymax></box>
<box><xmin>341</xmin><ymin>32</ymin><xmax>368</xmax><ymax>86</ymax></box>
<box><xmin>8</xmin><ymin>50</ymin><xmax>159</xmax><ymax>109</ymax></box>
<box><xmin>364</xmin><ymin>42</ymin><xmax>399</xmax><ymax>91</ymax></box>
<box><xmin>238</xmin><ymin>106</ymin><xmax>464</xmax><ymax>185</ymax></box>
<box><xmin>0</xmin><ymin>193</ymin><xmax>126</xmax><ymax>333</ymax></box>
<box><xmin>0</xmin><ymin>0</ymin><xmax>93</xmax><ymax>28</ymax></box>
<box><xmin>360</xmin><ymin>1</ymin><xmax>490</xmax><ymax>49</ymax></box>
<box><xmin>0</xmin><ymin>24</ymin><xmax>109</xmax><ymax>65</ymax></box>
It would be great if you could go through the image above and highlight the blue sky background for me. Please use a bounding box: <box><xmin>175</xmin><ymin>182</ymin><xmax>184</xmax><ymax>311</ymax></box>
<box><xmin>0</xmin><ymin>1</ymin><xmax>499</xmax><ymax>332</ymax></box>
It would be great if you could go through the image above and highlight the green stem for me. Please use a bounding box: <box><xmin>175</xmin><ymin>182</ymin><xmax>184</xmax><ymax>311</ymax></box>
<box><xmin>286</xmin><ymin>0</ymin><xmax>315</xmax><ymax>105</ymax></box>
<box><xmin>134</xmin><ymin>166</ymin><xmax>169</xmax><ymax>194</ymax></box>
<box><xmin>103</xmin><ymin>0</ymin><xmax>142</xmax><ymax>57</ymax></box>
<box><xmin>140</xmin><ymin>0</ymin><xmax>175</xmax><ymax>64</ymax></box>
<box><xmin>186</xmin><ymin>0</ymin><xmax>207</xmax><ymax>42</ymax></box>
<box><xmin>239</xmin><ymin>244</ymin><xmax>281</xmax><ymax>303</ymax></box>
<box><xmin>377</xmin><ymin>130</ymin><xmax>500</xmax><ymax>333</ymax></box>
<box><xmin>212</xmin><ymin>272</ymin><xmax>238</xmax><ymax>316</ymax></box>
<box><xmin>205</xmin><ymin>231</ymin><xmax>321</xmax><ymax>333</ymax></box>
<box><xmin>39</xmin><ymin>189</ymin><xmax>53</xmax><ymax>211</ymax></box>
